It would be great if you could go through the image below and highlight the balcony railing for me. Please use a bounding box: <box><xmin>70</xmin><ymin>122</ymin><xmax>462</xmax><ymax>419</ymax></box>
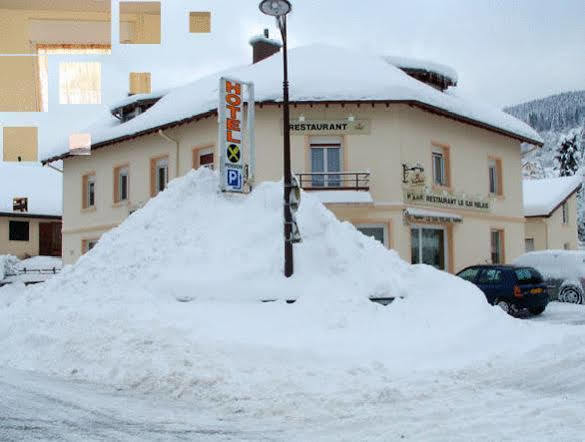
<box><xmin>296</xmin><ymin>172</ymin><xmax>370</xmax><ymax>191</ymax></box>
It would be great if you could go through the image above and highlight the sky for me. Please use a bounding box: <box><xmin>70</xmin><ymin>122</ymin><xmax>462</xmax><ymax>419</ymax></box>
<box><xmin>0</xmin><ymin>0</ymin><xmax>584</xmax><ymax>159</ymax></box>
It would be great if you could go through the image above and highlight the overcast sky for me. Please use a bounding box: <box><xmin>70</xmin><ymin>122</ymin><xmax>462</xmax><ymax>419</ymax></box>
<box><xmin>1</xmin><ymin>0</ymin><xmax>584</xmax><ymax>158</ymax></box>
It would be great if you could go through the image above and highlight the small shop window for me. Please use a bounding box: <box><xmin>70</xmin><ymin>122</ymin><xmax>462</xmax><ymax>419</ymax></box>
<box><xmin>114</xmin><ymin>165</ymin><xmax>130</xmax><ymax>203</ymax></box>
<box><xmin>9</xmin><ymin>221</ymin><xmax>29</xmax><ymax>242</ymax></box>
<box><xmin>356</xmin><ymin>224</ymin><xmax>388</xmax><ymax>247</ymax></box>
<box><xmin>82</xmin><ymin>173</ymin><xmax>96</xmax><ymax>209</ymax></box>
<box><xmin>490</xmin><ymin>229</ymin><xmax>505</xmax><ymax>264</ymax></box>
<box><xmin>488</xmin><ymin>158</ymin><xmax>503</xmax><ymax>195</ymax></box>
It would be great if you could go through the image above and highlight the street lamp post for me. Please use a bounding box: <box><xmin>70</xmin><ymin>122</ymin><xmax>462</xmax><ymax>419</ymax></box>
<box><xmin>259</xmin><ymin>0</ymin><xmax>294</xmax><ymax>278</ymax></box>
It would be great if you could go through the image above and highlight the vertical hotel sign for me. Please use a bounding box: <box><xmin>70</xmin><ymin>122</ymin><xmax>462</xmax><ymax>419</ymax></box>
<box><xmin>218</xmin><ymin>77</ymin><xmax>255</xmax><ymax>193</ymax></box>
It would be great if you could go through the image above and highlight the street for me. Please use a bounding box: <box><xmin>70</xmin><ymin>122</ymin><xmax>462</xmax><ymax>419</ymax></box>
<box><xmin>1</xmin><ymin>302</ymin><xmax>585</xmax><ymax>442</ymax></box>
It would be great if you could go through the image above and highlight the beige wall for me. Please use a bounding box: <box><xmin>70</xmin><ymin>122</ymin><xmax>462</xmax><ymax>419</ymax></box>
<box><xmin>3</xmin><ymin>126</ymin><xmax>38</xmax><ymax>161</ymax></box>
<box><xmin>61</xmin><ymin>103</ymin><xmax>527</xmax><ymax>266</ymax></box>
<box><xmin>525</xmin><ymin>192</ymin><xmax>579</xmax><ymax>251</ymax></box>
<box><xmin>0</xmin><ymin>216</ymin><xmax>40</xmax><ymax>258</ymax></box>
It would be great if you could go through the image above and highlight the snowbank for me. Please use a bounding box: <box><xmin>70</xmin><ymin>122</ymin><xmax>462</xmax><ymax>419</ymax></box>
<box><xmin>0</xmin><ymin>169</ymin><xmax>566</xmax><ymax>399</ymax></box>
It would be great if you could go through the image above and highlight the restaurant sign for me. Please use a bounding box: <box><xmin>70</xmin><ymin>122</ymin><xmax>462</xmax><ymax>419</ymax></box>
<box><xmin>285</xmin><ymin>119</ymin><xmax>371</xmax><ymax>135</ymax></box>
<box><xmin>404</xmin><ymin>186</ymin><xmax>490</xmax><ymax>212</ymax></box>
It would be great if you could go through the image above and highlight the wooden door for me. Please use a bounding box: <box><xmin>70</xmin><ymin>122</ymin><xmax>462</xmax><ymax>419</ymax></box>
<box><xmin>39</xmin><ymin>222</ymin><xmax>62</xmax><ymax>257</ymax></box>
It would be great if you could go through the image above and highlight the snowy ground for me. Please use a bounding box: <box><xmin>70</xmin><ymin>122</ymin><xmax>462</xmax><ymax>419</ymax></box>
<box><xmin>1</xmin><ymin>303</ymin><xmax>584</xmax><ymax>441</ymax></box>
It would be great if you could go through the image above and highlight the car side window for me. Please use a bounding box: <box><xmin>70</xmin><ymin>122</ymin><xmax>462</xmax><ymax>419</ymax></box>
<box><xmin>458</xmin><ymin>267</ymin><xmax>480</xmax><ymax>282</ymax></box>
<box><xmin>477</xmin><ymin>269</ymin><xmax>502</xmax><ymax>284</ymax></box>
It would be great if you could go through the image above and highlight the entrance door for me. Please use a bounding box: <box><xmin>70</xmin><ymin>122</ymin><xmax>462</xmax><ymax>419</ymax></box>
<box><xmin>411</xmin><ymin>226</ymin><xmax>446</xmax><ymax>270</ymax></box>
<box><xmin>39</xmin><ymin>221</ymin><xmax>62</xmax><ymax>256</ymax></box>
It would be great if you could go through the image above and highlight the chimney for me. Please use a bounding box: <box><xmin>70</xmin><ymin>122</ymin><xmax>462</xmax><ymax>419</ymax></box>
<box><xmin>129</xmin><ymin>72</ymin><xmax>152</xmax><ymax>96</ymax></box>
<box><xmin>249</xmin><ymin>29</ymin><xmax>282</xmax><ymax>64</ymax></box>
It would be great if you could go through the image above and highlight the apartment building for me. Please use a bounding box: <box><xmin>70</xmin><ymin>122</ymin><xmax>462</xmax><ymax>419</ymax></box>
<box><xmin>43</xmin><ymin>39</ymin><xmax>544</xmax><ymax>271</ymax></box>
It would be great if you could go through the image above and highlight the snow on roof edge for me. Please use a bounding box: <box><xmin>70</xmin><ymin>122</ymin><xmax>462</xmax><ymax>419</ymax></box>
<box><xmin>523</xmin><ymin>175</ymin><xmax>582</xmax><ymax>217</ymax></box>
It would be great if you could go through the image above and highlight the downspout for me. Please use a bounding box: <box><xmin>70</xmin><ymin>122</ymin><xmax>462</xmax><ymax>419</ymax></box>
<box><xmin>158</xmin><ymin>129</ymin><xmax>180</xmax><ymax>178</ymax></box>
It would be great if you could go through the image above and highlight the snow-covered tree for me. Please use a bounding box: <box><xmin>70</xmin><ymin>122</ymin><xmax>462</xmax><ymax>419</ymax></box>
<box><xmin>554</xmin><ymin>130</ymin><xmax>581</xmax><ymax>176</ymax></box>
<box><xmin>522</xmin><ymin>159</ymin><xmax>545</xmax><ymax>179</ymax></box>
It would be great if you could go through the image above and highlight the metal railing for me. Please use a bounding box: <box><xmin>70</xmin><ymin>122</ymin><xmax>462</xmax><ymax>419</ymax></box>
<box><xmin>296</xmin><ymin>172</ymin><xmax>370</xmax><ymax>191</ymax></box>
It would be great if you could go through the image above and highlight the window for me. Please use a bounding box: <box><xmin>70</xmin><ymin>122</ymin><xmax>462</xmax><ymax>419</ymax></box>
<box><xmin>9</xmin><ymin>221</ymin><xmax>29</xmax><ymax>241</ymax></box>
<box><xmin>491</xmin><ymin>229</ymin><xmax>504</xmax><ymax>264</ymax></box>
<box><xmin>562</xmin><ymin>202</ymin><xmax>569</xmax><ymax>224</ymax></box>
<box><xmin>458</xmin><ymin>267</ymin><xmax>480</xmax><ymax>282</ymax></box>
<box><xmin>82</xmin><ymin>173</ymin><xmax>96</xmax><ymax>209</ymax></box>
<box><xmin>525</xmin><ymin>238</ymin><xmax>535</xmax><ymax>252</ymax></box>
<box><xmin>432</xmin><ymin>144</ymin><xmax>450</xmax><ymax>187</ymax></box>
<box><xmin>310</xmin><ymin>136</ymin><xmax>342</xmax><ymax>187</ymax></box>
<box><xmin>59</xmin><ymin>61</ymin><xmax>102</xmax><ymax>105</ymax></box>
<box><xmin>488</xmin><ymin>158</ymin><xmax>503</xmax><ymax>195</ymax></box>
<box><xmin>82</xmin><ymin>238</ymin><xmax>99</xmax><ymax>254</ymax></box>
<box><xmin>564</xmin><ymin>242</ymin><xmax>571</xmax><ymax>250</ymax></box>
<box><xmin>114</xmin><ymin>165</ymin><xmax>129</xmax><ymax>203</ymax></box>
<box><xmin>356</xmin><ymin>224</ymin><xmax>388</xmax><ymax>247</ymax></box>
<box><xmin>37</xmin><ymin>45</ymin><xmax>111</xmax><ymax>112</ymax></box>
<box><xmin>478</xmin><ymin>269</ymin><xmax>503</xmax><ymax>284</ymax></box>
<box><xmin>194</xmin><ymin>147</ymin><xmax>214</xmax><ymax>169</ymax></box>
<box><xmin>411</xmin><ymin>226</ymin><xmax>446</xmax><ymax>270</ymax></box>
<box><xmin>150</xmin><ymin>156</ymin><xmax>169</xmax><ymax>196</ymax></box>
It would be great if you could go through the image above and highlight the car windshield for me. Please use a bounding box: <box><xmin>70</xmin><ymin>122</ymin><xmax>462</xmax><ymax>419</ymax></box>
<box><xmin>515</xmin><ymin>268</ymin><xmax>543</xmax><ymax>284</ymax></box>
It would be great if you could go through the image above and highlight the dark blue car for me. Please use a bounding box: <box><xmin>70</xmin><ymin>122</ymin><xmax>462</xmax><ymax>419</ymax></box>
<box><xmin>456</xmin><ymin>265</ymin><xmax>549</xmax><ymax>316</ymax></box>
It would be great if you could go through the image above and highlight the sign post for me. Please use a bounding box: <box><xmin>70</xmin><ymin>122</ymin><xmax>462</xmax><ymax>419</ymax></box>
<box><xmin>218</xmin><ymin>77</ymin><xmax>255</xmax><ymax>193</ymax></box>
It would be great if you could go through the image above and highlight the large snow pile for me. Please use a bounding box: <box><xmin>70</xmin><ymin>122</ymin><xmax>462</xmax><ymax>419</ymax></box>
<box><xmin>0</xmin><ymin>169</ymin><xmax>563</xmax><ymax>400</ymax></box>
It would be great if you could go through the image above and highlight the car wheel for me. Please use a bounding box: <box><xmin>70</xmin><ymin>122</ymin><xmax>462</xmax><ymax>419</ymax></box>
<box><xmin>559</xmin><ymin>286</ymin><xmax>583</xmax><ymax>304</ymax></box>
<box><xmin>529</xmin><ymin>306</ymin><xmax>546</xmax><ymax>315</ymax></box>
<box><xmin>496</xmin><ymin>299</ymin><xmax>511</xmax><ymax>314</ymax></box>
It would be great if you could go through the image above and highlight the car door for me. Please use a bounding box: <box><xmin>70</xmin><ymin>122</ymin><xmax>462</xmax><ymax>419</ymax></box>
<box><xmin>476</xmin><ymin>268</ymin><xmax>504</xmax><ymax>304</ymax></box>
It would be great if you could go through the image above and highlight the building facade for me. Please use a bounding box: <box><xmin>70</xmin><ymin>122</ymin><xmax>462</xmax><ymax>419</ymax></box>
<box><xmin>45</xmin><ymin>44</ymin><xmax>543</xmax><ymax>271</ymax></box>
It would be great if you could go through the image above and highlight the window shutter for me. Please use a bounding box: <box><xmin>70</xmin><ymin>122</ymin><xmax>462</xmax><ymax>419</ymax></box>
<box><xmin>443</xmin><ymin>146</ymin><xmax>451</xmax><ymax>187</ymax></box>
<box><xmin>150</xmin><ymin>158</ymin><xmax>156</xmax><ymax>197</ymax></box>
<box><xmin>113</xmin><ymin>166</ymin><xmax>119</xmax><ymax>203</ymax></box>
<box><xmin>496</xmin><ymin>159</ymin><xmax>503</xmax><ymax>195</ymax></box>
<box><xmin>82</xmin><ymin>174</ymin><xmax>88</xmax><ymax>208</ymax></box>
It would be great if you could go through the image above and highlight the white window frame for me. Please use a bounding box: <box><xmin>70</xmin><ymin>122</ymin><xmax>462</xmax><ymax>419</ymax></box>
<box><xmin>488</xmin><ymin>159</ymin><xmax>499</xmax><ymax>195</ymax></box>
<box><xmin>432</xmin><ymin>151</ymin><xmax>446</xmax><ymax>186</ymax></box>
<box><xmin>410</xmin><ymin>224</ymin><xmax>448</xmax><ymax>270</ymax></box>
<box><xmin>355</xmin><ymin>223</ymin><xmax>388</xmax><ymax>247</ymax></box>
<box><xmin>310</xmin><ymin>136</ymin><xmax>343</xmax><ymax>187</ymax></box>
<box><xmin>525</xmin><ymin>238</ymin><xmax>535</xmax><ymax>253</ymax></box>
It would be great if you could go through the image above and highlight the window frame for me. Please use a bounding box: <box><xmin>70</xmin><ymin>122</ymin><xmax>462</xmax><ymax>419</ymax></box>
<box><xmin>82</xmin><ymin>238</ymin><xmax>99</xmax><ymax>254</ymax></box>
<box><xmin>82</xmin><ymin>172</ymin><xmax>96</xmax><ymax>210</ymax></box>
<box><xmin>309</xmin><ymin>136</ymin><xmax>343</xmax><ymax>188</ymax></box>
<box><xmin>113</xmin><ymin>164</ymin><xmax>130</xmax><ymax>203</ymax></box>
<box><xmin>488</xmin><ymin>157</ymin><xmax>503</xmax><ymax>196</ymax></box>
<box><xmin>150</xmin><ymin>154</ymin><xmax>169</xmax><ymax>197</ymax></box>
<box><xmin>9</xmin><ymin>220</ymin><xmax>30</xmax><ymax>242</ymax></box>
<box><xmin>355</xmin><ymin>223</ymin><xmax>389</xmax><ymax>248</ymax></box>
<box><xmin>192</xmin><ymin>144</ymin><xmax>215</xmax><ymax>170</ymax></box>
<box><xmin>431</xmin><ymin>142</ymin><xmax>450</xmax><ymax>188</ymax></box>
<box><xmin>490</xmin><ymin>229</ymin><xmax>505</xmax><ymax>264</ymax></box>
<box><xmin>562</xmin><ymin>201</ymin><xmax>569</xmax><ymax>224</ymax></box>
<box><xmin>525</xmin><ymin>237</ymin><xmax>535</xmax><ymax>252</ymax></box>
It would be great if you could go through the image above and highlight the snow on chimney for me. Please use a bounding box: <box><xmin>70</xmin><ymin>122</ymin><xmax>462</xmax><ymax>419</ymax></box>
<box><xmin>249</xmin><ymin>29</ymin><xmax>282</xmax><ymax>64</ymax></box>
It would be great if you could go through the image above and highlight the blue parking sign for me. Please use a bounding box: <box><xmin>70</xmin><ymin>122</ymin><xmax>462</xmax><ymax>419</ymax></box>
<box><xmin>227</xmin><ymin>168</ymin><xmax>242</xmax><ymax>190</ymax></box>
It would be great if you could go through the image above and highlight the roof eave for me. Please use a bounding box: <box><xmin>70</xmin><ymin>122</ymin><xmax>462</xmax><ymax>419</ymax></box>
<box><xmin>42</xmin><ymin>99</ymin><xmax>542</xmax><ymax>164</ymax></box>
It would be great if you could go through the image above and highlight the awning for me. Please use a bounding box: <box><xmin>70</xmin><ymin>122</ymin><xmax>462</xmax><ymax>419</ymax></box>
<box><xmin>404</xmin><ymin>207</ymin><xmax>462</xmax><ymax>224</ymax></box>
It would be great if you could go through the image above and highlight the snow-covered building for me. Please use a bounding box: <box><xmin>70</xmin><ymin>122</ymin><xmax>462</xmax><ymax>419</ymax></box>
<box><xmin>523</xmin><ymin>175</ymin><xmax>581</xmax><ymax>252</ymax></box>
<box><xmin>42</xmin><ymin>40</ymin><xmax>543</xmax><ymax>270</ymax></box>
<box><xmin>0</xmin><ymin>162</ymin><xmax>62</xmax><ymax>258</ymax></box>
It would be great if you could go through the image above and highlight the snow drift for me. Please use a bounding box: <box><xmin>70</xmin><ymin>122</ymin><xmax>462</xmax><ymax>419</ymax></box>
<box><xmin>0</xmin><ymin>169</ymin><xmax>563</xmax><ymax>400</ymax></box>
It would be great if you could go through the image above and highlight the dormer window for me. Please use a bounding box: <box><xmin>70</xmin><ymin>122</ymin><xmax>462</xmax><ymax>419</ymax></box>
<box><xmin>13</xmin><ymin>197</ymin><xmax>28</xmax><ymax>212</ymax></box>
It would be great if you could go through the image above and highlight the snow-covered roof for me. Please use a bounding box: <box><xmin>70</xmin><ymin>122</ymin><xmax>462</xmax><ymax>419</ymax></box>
<box><xmin>382</xmin><ymin>55</ymin><xmax>458</xmax><ymax>84</ymax></box>
<box><xmin>311</xmin><ymin>190</ymin><xmax>373</xmax><ymax>204</ymax></box>
<box><xmin>249</xmin><ymin>34</ymin><xmax>282</xmax><ymax>48</ymax></box>
<box><xmin>523</xmin><ymin>175</ymin><xmax>582</xmax><ymax>217</ymax></box>
<box><xmin>0</xmin><ymin>162</ymin><xmax>62</xmax><ymax>217</ymax></box>
<box><xmin>42</xmin><ymin>45</ymin><xmax>543</xmax><ymax>162</ymax></box>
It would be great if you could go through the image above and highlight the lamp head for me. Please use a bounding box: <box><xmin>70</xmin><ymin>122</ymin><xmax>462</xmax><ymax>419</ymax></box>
<box><xmin>259</xmin><ymin>0</ymin><xmax>292</xmax><ymax>17</ymax></box>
